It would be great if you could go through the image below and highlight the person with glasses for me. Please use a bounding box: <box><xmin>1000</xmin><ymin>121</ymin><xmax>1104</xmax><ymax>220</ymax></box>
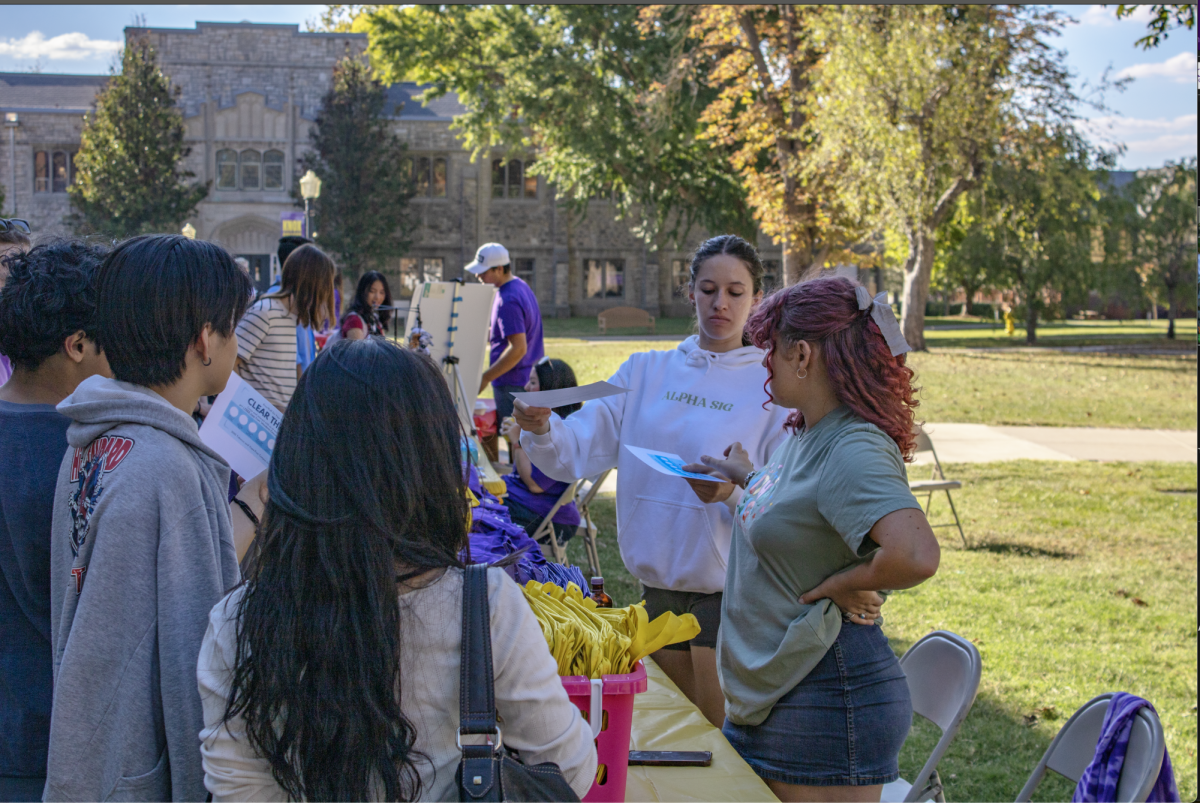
<box><xmin>0</xmin><ymin>218</ymin><xmax>34</xmax><ymax>388</ymax></box>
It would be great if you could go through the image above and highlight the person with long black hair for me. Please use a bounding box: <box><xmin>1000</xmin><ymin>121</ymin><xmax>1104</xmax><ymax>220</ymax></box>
<box><xmin>197</xmin><ymin>338</ymin><xmax>597</xmax><ymax>802</ymax></box>
<box><xmin>339</xmin><ymin>270</ymin><xmax>392</xmax><ymax>340</ymax></box>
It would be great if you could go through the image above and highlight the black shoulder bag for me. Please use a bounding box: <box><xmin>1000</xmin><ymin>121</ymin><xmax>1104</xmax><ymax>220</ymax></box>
<box><xmin>456</xmin><ymin>564</ymin><xmax>582</xmax><ymax>803</ymax></box>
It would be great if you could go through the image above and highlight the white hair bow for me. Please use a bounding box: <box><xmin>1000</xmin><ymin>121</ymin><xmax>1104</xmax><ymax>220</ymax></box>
<box><xmin>855</xmin><ymin>285</ymin><xmax>911</xmax><ymax>356</ymax></box>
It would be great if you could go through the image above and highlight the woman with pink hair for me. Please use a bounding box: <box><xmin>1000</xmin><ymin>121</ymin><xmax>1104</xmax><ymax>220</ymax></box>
<box><xmin>695</xmin><ymin>276</ymin><xmax>940</xmax><ymax>803</ymax></box>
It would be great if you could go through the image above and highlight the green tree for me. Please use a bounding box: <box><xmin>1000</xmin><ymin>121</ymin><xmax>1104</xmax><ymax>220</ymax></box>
<box><xmin>361</xmin><ymin>4</ymin><xmax>754</xmax><ymax>307</ymax></box>
<box><xmin>68</xmin><ymin>38</ymin><xmax>207</xmax><ymax>238</ymax></box>
<box><xmin>978</xmin><ymin>126</ymin><xmax>1106</xmax><ymax>345</ymax></box>
<box><xmin>1127</xmin><ymin>159</ymin><xmax>1197</xmax><ymax>338</ymax></box>
<box><xmin>1114</xmin><ymin>4</ymin><xmax>1196</xmax><ymax>49</ymax></box>
<box><xmin>299</xmin><ymin>56</ymin><xmax>415</xmax><ymax>280</ymax></box>
<box><xmin>810</xmin><ymin>6</ymin><xmax>1096</xmax><ymax>350</ymax></box>
<box><xmin>934</xmin><ymin>193</ymin><xmax>998</xmax><ymax>318</ymax></box>
<box><xmin>644</xmin><ymin>5</ymin><xmax>862</xmax><ymax>285</ymax></box>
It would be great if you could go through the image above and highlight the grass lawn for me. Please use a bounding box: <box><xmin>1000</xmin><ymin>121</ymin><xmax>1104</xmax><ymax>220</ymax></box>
<box><xmin>541</xmin><ymin>315</ymin><xmax>1196</xmax><ymax>348</ymax></box>
<box><xmin>557</xmin><ymin>460</ymin><xmax>1197</xmax><ymax>802</ymax></box>
<box><xmin>541</xmin><ymin>338</ymin><xmax>1196</xmax><ymax>430</ymax></box>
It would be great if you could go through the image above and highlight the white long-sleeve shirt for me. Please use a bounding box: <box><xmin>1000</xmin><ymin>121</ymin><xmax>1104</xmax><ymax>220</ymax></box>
<box><xmin>522</xmin><ymin>336</ymin><xmax>791</xmax><ymax>595</ymax></box>
<box><xmin>197</xmin><ymin>567</ymin><xmax>597</xmax><ymax>801</ymax></box>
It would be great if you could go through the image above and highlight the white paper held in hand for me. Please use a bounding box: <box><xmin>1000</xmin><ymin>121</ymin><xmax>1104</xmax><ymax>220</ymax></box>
<box><xmin>624</xmin><ymin>445</ymin><xmax>724</xmax><ymax>483</ymax></box>
<box><xmin>198</xmin><ymin>373</ymin><xmax>283</xmax><ymax>480</ymax></box>
<box><xmin>511</xmin><ymin>380</ymin><xmax>630</xmax><ymax>409</ymax></box>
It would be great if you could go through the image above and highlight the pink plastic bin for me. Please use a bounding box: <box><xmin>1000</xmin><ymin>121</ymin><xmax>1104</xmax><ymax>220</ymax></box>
<box><xmin>560</xmin><ymin>661</ymin><xmax>648</xmax><ymax>802</ymax></box>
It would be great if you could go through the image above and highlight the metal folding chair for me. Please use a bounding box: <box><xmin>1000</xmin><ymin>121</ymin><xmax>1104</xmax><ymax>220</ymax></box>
<box><xmin>1015</xmin><ymin>693</ymin><xmax>1165</xmax><ymax>803</ymax></box>
<box><xmin>881</xmin><ymin>631</ymin><xmax>982</xmax><ymax>803</ymax></box>
<box><xmin>910</xmin><ymin>424</ymin><xmax>966</xmax><ymax>547</ymax></box>
<box><xmin>531</xmin><ymin>480</ymin><xmax>580</xmax><ymax>566</ymax></box>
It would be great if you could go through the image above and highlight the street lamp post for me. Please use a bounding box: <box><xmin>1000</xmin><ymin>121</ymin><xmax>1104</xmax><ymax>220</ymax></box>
<box><xmin>299</xmin><ymin>169</ymin><xmax>322</xmax><ymax>240</ymax></box>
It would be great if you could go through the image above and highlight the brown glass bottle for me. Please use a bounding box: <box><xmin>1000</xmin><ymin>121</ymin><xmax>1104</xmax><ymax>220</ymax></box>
<box><xmin>590</xmin><ymin>577</ymin><xmax>613</xmax><ymax>608</ymax></box>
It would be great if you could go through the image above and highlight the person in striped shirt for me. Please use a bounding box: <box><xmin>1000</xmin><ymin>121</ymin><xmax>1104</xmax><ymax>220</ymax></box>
<box><xmin>235</xmin><ymin>244</ymin><xmax>336</xmax><ymax>410</ymax></box>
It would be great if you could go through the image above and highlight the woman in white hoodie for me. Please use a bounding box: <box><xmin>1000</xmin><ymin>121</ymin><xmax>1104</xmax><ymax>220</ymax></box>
<box><xmin>515</xmin><ymin>235</ymin><xmax>790</xmax><ymax>727</ymax></box>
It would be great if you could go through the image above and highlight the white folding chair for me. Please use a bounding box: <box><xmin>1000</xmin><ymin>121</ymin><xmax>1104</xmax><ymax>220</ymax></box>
<box><xmin>1015</xmin><ymin>693</ymin><xmax>1165</xmax><ymax>803</ymax></box>
<box><xmin>881</xmin><ymin>631</ymin><xmax>982</xmax><ymax>803</ymax></box>
<box><xmin>910</xmin><ymin>425</ymin><xmax>966</xmax><ymax>547</ymax></box>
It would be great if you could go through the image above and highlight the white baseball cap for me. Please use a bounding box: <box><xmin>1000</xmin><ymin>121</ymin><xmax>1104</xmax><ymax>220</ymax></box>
<box><xmin>465</xmin><ymin>243</ymin><xmax>510</xmax><ymax>275</ymax></box>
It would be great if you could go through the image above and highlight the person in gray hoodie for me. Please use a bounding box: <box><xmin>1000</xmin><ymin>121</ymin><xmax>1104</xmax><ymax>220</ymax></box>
<box><xmin>45</xmin><ymin>235</ymin><xmax>253</xmax><ymax>802</ymax></box>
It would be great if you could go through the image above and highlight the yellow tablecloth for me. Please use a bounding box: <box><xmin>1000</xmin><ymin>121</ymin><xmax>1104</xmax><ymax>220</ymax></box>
<box><xmin>625</xmin><ymin>658</ymin><xmax>778</xmax><ymax>802</ymax></box>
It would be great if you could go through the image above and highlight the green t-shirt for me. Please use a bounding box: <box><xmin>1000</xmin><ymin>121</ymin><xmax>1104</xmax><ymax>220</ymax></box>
<box><xmin>716</xmin><ymin>405</ymin><xmax>921</xmax><ymax>726</ymax></box>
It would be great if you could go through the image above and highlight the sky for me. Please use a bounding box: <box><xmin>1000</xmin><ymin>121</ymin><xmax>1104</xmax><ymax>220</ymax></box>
<box><xmin>0</xmin><ymin>4</ymin><xmax>1194</xmax><ymax>170</ymax></box>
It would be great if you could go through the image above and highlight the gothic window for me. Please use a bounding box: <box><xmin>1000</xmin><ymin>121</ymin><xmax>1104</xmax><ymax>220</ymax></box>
<box><xmin>34</xmin><ymin>151</ymin><xmax>49</xmax><ymax>193</ymax></box>
<box><xmin>432</xmin><ymin>157</ymin><xmax>447</xmax><ymax>197</ymax></box>
<box><xmin>416</xmin><ymin>156</ymin><xmax>431</xmax><ymax>196</ymax></box>
<box><xmin>239</xmin><ymin>149</ymin><xmax>261</xmax><ymax>190</ymax></box>
<box><xmin>217</xmin><ymin>149</ymin><xmax>237</xmax><ymax>190</ymax></box>
<box><xmin>33</xmin><ymin>151</ymin><xmax>75</xmax><ymax>193</ymax></box>
<box><xmin>762</xmin><ymin>260</ymin><xmax>780</xmax><ymax>293</ymax></box>
<box><xmin>671</xmin><ymin>259</ymin><xmax>690</xmax><ymax>297</ymax></box>
<box><xmin>585</xmin><ymin>259</ymin><xmax>624</xmax><ymax>300</ymax></box>
<box><xmin>491</xmin><ymin>159</ymin><xmax>535</xmax><ymax>199</ymax></box>
<box><xmin>513</xmin><ymin>258</ymin><xmax>534</xmax><ymax>285</ymax></box>
<box><xmin>52</xmin><ymin>152</ymin><xmax>68</xmax><ymax>193</ymax></box>
<box><xmin>263</xmin><ymin>150</ymin><xmax>284</xmax><ymax>190</ymax></box>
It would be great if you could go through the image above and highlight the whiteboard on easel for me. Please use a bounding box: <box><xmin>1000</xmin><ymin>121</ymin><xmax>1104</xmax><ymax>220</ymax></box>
<box><xmin>403</xmin><ymin>281</ymin><xmax>495</xmax><ymax>429</ymax></box>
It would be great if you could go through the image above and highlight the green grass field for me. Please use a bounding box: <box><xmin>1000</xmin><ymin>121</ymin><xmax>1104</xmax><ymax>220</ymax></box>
<box><xmin>541</xmin><ymin>315</ymin><xmax>1197</xmax><ymax>348</ymax></box>
<box><xmin>541</xmin><ymin>338</ymin><xmax>1197</xmax><ymax>430</ymax></box>
<box><xmin>561</xmin><ymin>461</ymin><xmax>1197</xmax><ymax>802</ymax></box>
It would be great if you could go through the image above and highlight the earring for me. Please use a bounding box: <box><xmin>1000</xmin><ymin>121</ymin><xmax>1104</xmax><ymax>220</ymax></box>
<box><xmin>201</xmin><ymin>357</ymin><xmax>212</xmax><ymax>367</ymax></box>
<box><xmin>795</xmin><ymin>368</ymin><xmax>807</xmax><ymax>379</ymax></box>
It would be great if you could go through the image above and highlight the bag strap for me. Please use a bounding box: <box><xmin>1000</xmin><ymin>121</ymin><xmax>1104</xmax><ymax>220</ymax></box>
<box><xmin>460</xmin><ymin>563</ymin><xmax>498</xmax><ymax>737</ymax></box>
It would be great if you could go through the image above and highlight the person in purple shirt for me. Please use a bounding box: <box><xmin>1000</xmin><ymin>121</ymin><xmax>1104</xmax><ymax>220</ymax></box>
<box><xmin>467</xmin><ymin>242</ymin><xmax>545</xmax><ymax>422</ymax></box>
<box><xmin>500</xmin><ymin>358</ymin><xmax>581</xmax><ymax>546</ymax></box>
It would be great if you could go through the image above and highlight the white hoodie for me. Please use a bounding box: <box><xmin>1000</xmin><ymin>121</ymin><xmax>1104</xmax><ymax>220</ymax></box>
<box><xmin>521</xmin><ymin>335</ymin><xmax>791</xmax><ymax>594</ymax></box>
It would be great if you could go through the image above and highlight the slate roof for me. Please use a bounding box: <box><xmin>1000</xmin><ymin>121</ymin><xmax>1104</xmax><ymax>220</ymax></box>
<box><xmin>0</xmin><ymin>72</ymin><xmax>109</xmax><ymax>112</ymax></box>
<box><xmin>384</xmin><ymin>82</ymin><xmax>466</xmax><ymax>121</ymax></box>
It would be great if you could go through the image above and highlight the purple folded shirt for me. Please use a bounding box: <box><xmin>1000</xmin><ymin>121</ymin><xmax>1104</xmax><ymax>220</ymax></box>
<box><xmin>1072</xmin><ymin>692</ymin><xmax>1179</xmax><ymax>802</ymax></box>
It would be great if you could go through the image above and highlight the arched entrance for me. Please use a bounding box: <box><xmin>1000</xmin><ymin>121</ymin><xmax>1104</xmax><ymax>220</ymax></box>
<box><xmin>210</xmin><ymin>215</ymin><xmax>280</xmax><ymax>293</ymax></box>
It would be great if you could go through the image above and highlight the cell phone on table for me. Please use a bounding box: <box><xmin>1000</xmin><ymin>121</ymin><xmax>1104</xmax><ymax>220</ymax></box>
<box><xmin>628</xmin><ymin>750</ymin><xmax>713</xmax><ymax>767</ymax></box>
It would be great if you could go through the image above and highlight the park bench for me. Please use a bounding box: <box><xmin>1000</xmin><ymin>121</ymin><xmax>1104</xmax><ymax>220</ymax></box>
<box><xmin>598</xmin><ymin>306</ymin><xmax>655</xmax><ymax>335</ymax></box>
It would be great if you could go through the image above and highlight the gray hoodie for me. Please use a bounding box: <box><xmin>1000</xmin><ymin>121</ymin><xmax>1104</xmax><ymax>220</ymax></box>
<box><xmin>45</xmin><ymin>376</ymin><xmax>240</xmax><ymax>802</ymax></box>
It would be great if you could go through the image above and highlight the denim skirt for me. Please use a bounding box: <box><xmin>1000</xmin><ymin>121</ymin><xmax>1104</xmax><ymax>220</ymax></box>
<box><xmin>722</xmin><ymin>623</ymin><xmax>911</xmax><ymax>787</ymax></box>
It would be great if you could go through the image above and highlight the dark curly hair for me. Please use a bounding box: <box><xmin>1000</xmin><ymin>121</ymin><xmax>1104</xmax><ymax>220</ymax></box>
<box><xmin>746</xmin><ymin>276</ymin><xmax>920</xmax><ymax>459</ymax></box>
<box><xmin>0</xmin><ymin>239</ymin><xmax>109</xmax><ymax>370</ymax></box>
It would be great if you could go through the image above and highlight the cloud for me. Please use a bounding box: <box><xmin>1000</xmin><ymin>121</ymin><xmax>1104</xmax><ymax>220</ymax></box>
<box><xmin>1115</xmin><ymin>52</ymin><xmax>1197</xmax><ymax>83</ymax></box>
<box><xmin>0</xmin><ymin>31</ymin><xmax>122</xmax><ymax>61</ymax></box>
<box><xmin>1076</xmin><ymin>5</ymin><xmax>1153</xmax><ymax>26</ymax></box>
<box><xmin>1081</xmin><ymin>113</ymin><xmax>1197</xmax><ymax>138</ymax></box>
<box><xmin>1121</xmin><ymin>133</ymin><xmax>1198</xmax><ymax>154</ymax></box>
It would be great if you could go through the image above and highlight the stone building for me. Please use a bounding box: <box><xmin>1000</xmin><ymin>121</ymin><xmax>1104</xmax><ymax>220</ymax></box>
<box><xmin>0</xmin><ymin>21</ymin><xmax>784</xmax><ymax>318</ymax></box>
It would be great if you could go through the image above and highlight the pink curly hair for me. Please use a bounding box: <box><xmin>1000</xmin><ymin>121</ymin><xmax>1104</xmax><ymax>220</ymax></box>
<box><xmin>746</xmin><ymin>276</ymin><xmax>920</xmax><ymax>459</ymax></box>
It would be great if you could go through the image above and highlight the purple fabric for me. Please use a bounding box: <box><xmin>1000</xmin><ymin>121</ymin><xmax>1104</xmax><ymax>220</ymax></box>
<box><xmin>462</xmin><ymin>458</ymin><xmax>589</xmax><ymax>594</ymax></box>
<box><xmin>1072</xmin><ymin>693</ymin><xmax>1179</xmax><ymax>803</ymax></box>
<box><xmin>488</xmin><ymin>277</ymin><xmax>543</xmax><ymax>388</ymax></box>
<box><xmin>0</xmin><ymin>354</ymin><xmax>11</xmax><ymax>387</ymax></box>
<box><xmin>503</xmin><ymin>464</ymin><xmax>580</xmax><ymax>527</ymax></box>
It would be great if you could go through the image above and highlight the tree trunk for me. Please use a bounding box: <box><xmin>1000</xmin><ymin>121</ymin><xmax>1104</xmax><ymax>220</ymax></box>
<box><xmin>1024</xmin><ymin>284</ymin><xmax>1038</xmax><ymax>345</ymax></box>
<box><xmin>899</xmin><ymin>225</ymin><xmax>936</xmax><ymax>351</ymax></box>
<box><xmin>959</xmin><ymin>283</ymin><xmax>976</xmax><ymax>317</ymax></box>
<box><xmin>565</xmin><ymin>206</ymin><xmax>580</xmax><ymax>314</ymax></box>
<box><xmin>656</xmin><ymin>232</ymin><xmax>672</xmax><ymax>319</ymax></box>
<box><xmin>1166</xmin><ymin>281</ymin><xmax>1176</xmax><ymax>339</ymax></box>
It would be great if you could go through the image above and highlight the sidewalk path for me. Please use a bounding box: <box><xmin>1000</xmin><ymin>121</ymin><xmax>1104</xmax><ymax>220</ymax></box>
<box><xmin>914</xmin><ymin>423</ymin><xmax>1197</xmax><ymax>464</ymax></box>
<box><xmin>583</xmin><ymin>423</ymin><xmax>1196</xmax><ymax>495</ymax></box>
